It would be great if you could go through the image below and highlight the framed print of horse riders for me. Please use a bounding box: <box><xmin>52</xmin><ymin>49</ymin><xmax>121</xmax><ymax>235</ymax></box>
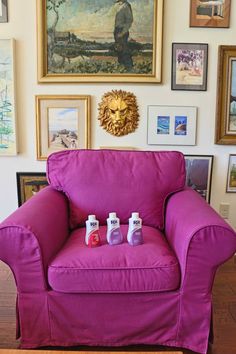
<box><xmin>37</xmin><ymin>0</ymin><xmax>163</xmax><ymax>83</ymax></box>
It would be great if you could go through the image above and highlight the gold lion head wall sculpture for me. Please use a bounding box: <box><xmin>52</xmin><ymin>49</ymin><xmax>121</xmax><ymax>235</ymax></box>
<box><xmin>98</xmin><ymin>90</ymin><xmax>139</xmax><ymax>137</ymax></box>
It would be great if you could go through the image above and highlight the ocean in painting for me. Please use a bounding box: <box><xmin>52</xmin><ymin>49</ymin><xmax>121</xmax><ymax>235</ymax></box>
<box><xmin>157</xmin><ymin>116</ymin><xmax>170</xmax><ymax>135</ymax></box>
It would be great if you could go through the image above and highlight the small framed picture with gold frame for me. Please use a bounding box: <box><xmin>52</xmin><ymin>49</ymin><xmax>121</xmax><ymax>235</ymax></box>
<box><xmin>36</xmin><ymin>95</ymin><xmax>91</xmax><ymax>160</ymax></box>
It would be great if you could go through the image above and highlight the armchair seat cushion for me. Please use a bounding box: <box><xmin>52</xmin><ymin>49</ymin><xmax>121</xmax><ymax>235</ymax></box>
<box><xmin>48</xmin><ymin>225</ymin><xmax>180</xmax><ymax>293</ymax></box>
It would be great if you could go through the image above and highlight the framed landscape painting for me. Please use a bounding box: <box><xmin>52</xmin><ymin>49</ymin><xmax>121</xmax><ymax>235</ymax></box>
<box><xmin>147</xmin><ymin>105</ymin><xmax>197</xmax><ymax>146</ymax></box>
<box><xmin>37</xmin><ymin>0</ymin><xmax>163</xmax><ymax>83</ymax></box>
<box><xmin>226</xmin><ymin>154</ymin><xmax>236</xmax><ymax>192</ymax></box>
<box><xmin>0</xmin><ymin>39</ymin><xmax>17</xmax><ymax>156</ymax></box>
<box><xmin>215</xmin><ymin>46</ymin><xmax>236</xmax><ymax>144</ymax></box>
<box><xmin>172</xmin><ymin>43</ymin><xmax>208</xmax><ymax>91</ymax></box>
<box><xmin>0</xmin><ymin>0</ymin><xmax>8</xmax><ymax>23</ymax></box>
<box><xmin>16</xmin><ymin>172</ymin><xmax>48</xmax><ymax>206</ymax></box>
<box><xmin>190</xmin><ymin>0</ymin><xmax>231</xmax><ymax>28</ymax></box>
<box><xmin>185</xmin><ymin>155</ymin><xmax>214</xmax><ymax>203</ymax></box>
<box><xmin>36</xmin><ymin>95</ymin><xmax>91</xmax><ymax>160</ymax></box>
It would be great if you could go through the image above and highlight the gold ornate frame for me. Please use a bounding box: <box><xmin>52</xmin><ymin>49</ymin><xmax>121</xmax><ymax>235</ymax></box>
<box><xmin>37</xmin><ymin>0</ymin><xmax>163</xmax><ymax>83</ymax></box>
<box><xmin>215</xmin><ymin>46</ymin><xmax>236</xmax><ymax>144</ymax></box>
<box><xmin>36</xmin><ymin>95</ymin><xmax>91</xmax><ymax>160</ymax></box>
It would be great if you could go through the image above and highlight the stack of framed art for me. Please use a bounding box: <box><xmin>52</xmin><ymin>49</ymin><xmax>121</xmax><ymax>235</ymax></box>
<box><xmin>1</xmin><ymin>0</ymin><xmax>235</xmax><ymax>210</ymax></box>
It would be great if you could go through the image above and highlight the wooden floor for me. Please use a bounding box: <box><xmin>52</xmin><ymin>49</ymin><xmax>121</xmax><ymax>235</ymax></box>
<box><xmin>0</xmin><ymin>257</ymin><xmax>236</xmax><ymax>353</ymax></box>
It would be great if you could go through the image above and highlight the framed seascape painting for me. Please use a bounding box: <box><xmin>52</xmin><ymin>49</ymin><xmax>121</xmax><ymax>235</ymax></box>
<box><xmin>147</xmin><ymin>105</ymin><xmax>197</xmax><ymax>146</ymax></box>
<box><xmin>185</xmin><ymin>155</ymin><xmax>214</xmax><ymax>203</ymax></box>
<box><xmin>36</xmin><ymin>95</ymin><xmax>91</xmax><ymax>160</ymax></box>
<box><xmin>215</xmin><ymin>46</ymin><xmax>236</xmax><ymax>144</ymax></box>
<box><xmin>172</xmin><ymin>43</ymin><xmax>208</xmax><ymax>91</ymax></box>
<box><xmin>190</xmin><ymin>0</ymin><xmax>231</xmax><ymax>28</ymax></box>
<box><xmin>0</xmin><ymin>0</ymin><xmax>8</xmax><ymax>23</ymax></box>
<box><xmin>37</xmin><ymin>0</ymin><xmax>163</xmax><ymax>83</ymax></box>
<box><xmin>226</xmin><ymin>154</ymin><xmax>236</xmax><ymax>192</ymax></box>
<box><xmin>16</xmin><ymin>172</ymin><xmax>48</xmax><ymax>206</ymax></box>
<box><xmin>0</xmin><ymin>39</ymin><xmax>17</xmax><ymax>156</ymax></box>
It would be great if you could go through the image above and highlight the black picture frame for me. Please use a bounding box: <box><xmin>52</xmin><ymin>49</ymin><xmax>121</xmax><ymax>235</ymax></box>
<box><xmin>16</xmin><ymin>172</ymin><xmax>48</xmax><ymax>207</ymax></box>
<box><xmin>184</xmin><ymin>155</ymin><xmax>214</xmax><ymax>203</ymax></box>
<box><xmin>172</xmin><ymin>43</ymin><xmax>208</xmax><ymax>91</ymax></box>
<box><xmin>0</xmin><ymin>0</ymin><xmax>8</xmax><ymax>23</ymax></box>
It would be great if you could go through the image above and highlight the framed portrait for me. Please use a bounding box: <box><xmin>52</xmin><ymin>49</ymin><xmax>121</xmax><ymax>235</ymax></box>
<box><xmin>215</xmin><ymin>46</ymin><xmax>236</xmax><ymax>145</ymax></box>
<box><xmin>226</xmin><ymin>154</ymin><xmax>236</xmax><ymax>192</ymax></box>
<box><xmin>190</xmin><ymin>0</ymin><xmax>231</xmax><ymax>28</ymax></box>
<box><xmin>184</xmin><ymin>155</ymin><xmax>214</xmax><ymax>203</ymax></box>
<box><xmin>147</xmin><ymin>105</ymin><xmax>197</xmax><ymax>146</ymax></box>
<box><xmin>0</xmin><ymin>0</ymin><xmax>8</xmax><ymax>23</ymax></box>
<box><xmin>36</xmin><ymin>95</ymin><xmax>91</xmax><ymax>160</ymax></box>
<box><xmin>16</xmin><ymin>172</ymin><xmax>48</xmax><ymax>206</ymax></box>
<box><xmin>0</xmin><ymin>39</ymin><xmax>17</xmax><ymax>156</ymax></box>
<box><xmin>37</xmin><ymin>0</ymin><xmax>163</xmax><ymax>83</ymax></box>
<box><xmin>171</xmin><ymin>43</ymin><xmax>208</xmax><ymax>91</ymax></box>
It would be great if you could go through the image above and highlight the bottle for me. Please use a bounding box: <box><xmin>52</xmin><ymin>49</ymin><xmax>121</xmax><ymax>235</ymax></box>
<box><xmin>127</xmin><ymin>212</ymin><xmax>143</xmax><ymax>246</ymax></box>
<box><xmin>106</xmin><ymin>212</ymin><xmax>123</xmax><ymax>245</ymax></box>
<box><xmin>85</xmin><ymin>215</ymin><xmax>101</xmax><ymax>247</ymax></box>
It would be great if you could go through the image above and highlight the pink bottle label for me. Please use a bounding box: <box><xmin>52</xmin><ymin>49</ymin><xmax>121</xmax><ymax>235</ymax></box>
<box><xmin>88</xmin><ymin>232</ymin><xmax>100</xmax><ymax>247</ymax></box>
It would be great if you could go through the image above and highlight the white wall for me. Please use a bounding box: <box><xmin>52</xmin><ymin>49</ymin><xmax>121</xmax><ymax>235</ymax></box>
<box><xmin>0</xmin><ymin>0</ymin><xmax>236</xmax><ymax>228</ymax></box>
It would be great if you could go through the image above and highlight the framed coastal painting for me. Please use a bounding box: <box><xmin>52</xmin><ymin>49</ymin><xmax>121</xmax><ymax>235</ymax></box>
<box><xmin>0</xmin><ymin>0</ymin><xmax>8</xmax><ymax>23</ymax></box>
<box><xmin>147</xmin><ymin>105</ymin><xmax>197</xmax><ymax>145</ymax></box>
<box><xmin>172</xmin><ymin>43</ymin><xmax>208</xmax><ymax>91</ymax></box>
<box><xmin>215</xmin><ymin>46</ymin><xmax>236</xmax><ymax>144</ymax></box>
<box><xmin>37</xmin><ymin>0</ymin><xmax>163</xmax><ymax>83</ymax></box>
<box><xmin>185</xmin><ymin>155</ymin><xmax>214</xmax><ymax>203</ymax></box>
<box><xmin>36</xmin><ymin>95</ymin><xmax>91</xmax><ymax>160</ymax></box>
<box><xmin>226</xmin><ymin>154</ymin><xmax>236</xmax><ymax>192</ymax></box>
<box><xmin>190</xmin><ymin>0</ymin><xmax>231</xmax><ymax>28</ymax></box>
<box><xmin>16</xmin><ymin>172</ymin><xmax>48</xmax><ymax>206</ymax></box>
<box><xmin>0</xmin><ymin>39</ymin><xmax>17</xmax><ymax>156</ymax></box>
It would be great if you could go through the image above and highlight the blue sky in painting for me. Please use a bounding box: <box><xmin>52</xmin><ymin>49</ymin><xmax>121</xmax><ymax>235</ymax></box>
<box><xmin>48</xmin><ymin>108</ymin><xmax>78</xmax><ymax>131</ymax></box>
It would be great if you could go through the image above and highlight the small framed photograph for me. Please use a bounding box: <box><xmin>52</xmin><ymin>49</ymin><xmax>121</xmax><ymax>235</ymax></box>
<box><xmin>226</xmin><ymin>154</ymin><xmax>236</xmax><ymax>192</ymax></box>
<box><xmin>190</xmin><ymin>0</ymin><xmax>231</xmax><ymax>28</ymax></box>
<box><xmin>0</xmin><ymin>39</ymin><xmax>17</xmax><ymax>156</ymax></box>
<box><xmin>185</xmin><ymin>155</ymin><xmax>214</xmax><ymax>203</ymax></box>
<box><xmin>0</xmin><ymin>0</ymin><xmax>8</xmax><ymax>23</ymax></box>
<box><xmin>147</xmin><ymin>105</ymin><xmax>197</xmax><ymax>146</ymax></box>
<box><xmin>215</xmin><ymin>46</ymin><xmax>236</xmax><ymax>144</ymax></box>
<box><xmin>172</xmin><ymin>43</ymin><xmax>208</xmax><ymax>91</ymax></box>
<box><xmin>36</xmin><ymin>95</ymin><xmax>91</xmax><ymax>160</ymax></box>
<box><xmin>16</xmin><ymin>172</ymin><xmax>48</xmax><ymax>206</ymax></box>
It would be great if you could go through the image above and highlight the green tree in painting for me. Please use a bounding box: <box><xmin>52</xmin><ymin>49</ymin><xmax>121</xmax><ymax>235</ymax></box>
<box><xmin>47</xmin><ymin>0</ymin><xmax>67</xmax><ymax>66</ymax></box>
<box><xmin>0</xmin><ymin>87</ymin><xmax>13</xmax><ymax>148</ymax></box>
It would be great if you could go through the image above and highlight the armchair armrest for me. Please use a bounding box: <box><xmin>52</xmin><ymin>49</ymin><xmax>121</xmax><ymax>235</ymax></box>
<box><xmin>0</xmin><ymin>186</ymin><xmax>69</xmax><ymax>292</ymax></box>
<box><xmin>165</xmin><ymin>188</ymin><xmax>236</xmax><ymax>290</ymax></box>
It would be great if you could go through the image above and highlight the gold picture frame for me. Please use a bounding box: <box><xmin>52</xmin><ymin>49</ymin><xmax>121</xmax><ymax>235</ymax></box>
<box><xmin>36</xmin><ymin>95</ymin><xmax>91</xmax><ymax>160</ymax></box>
<box><xmin>215</xmin><ymin>46</ymin><xmax>236</xmax><ymax>144</ymax></box>
<box><xmin>37</xmin><ymin>0</ymin><xmax>163</xmax><ymax>83</ymax></box>
<box><xmin>189</xmin><ymin>0</ymin><xmax>231</xmax><ymax>28</ymax></box>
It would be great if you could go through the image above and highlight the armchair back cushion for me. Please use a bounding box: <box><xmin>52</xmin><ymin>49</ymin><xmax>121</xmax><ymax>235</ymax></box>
<box><xmin>47</xmin><ymin>150</ymin><xmax>186</xmax><ymax>229</ymax></box>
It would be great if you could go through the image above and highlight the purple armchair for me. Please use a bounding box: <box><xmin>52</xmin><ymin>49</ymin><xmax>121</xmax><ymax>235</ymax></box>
<box><xmin>0</xmin><ymin>150</ymin><xmax>235</xmax><ymax>354</ymax></box>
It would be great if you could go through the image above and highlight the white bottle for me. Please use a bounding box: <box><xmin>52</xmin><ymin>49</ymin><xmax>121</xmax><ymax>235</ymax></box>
<box><xmin>127</xmin><ymin>212</ymin><xmax>143</xmax><ymax>246</ymax></box>
<box><xmin>106</xmin><ymin>212</ymin><xmax>123</xmax><ymax>245</ymax></box>
<box><xmin>85</xmin><ymin>215</ymin><xmax>101</xmax><ymax>247</ymax></box>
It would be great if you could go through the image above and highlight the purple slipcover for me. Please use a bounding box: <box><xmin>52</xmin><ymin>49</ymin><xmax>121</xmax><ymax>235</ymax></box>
<box><xmin>0</xmin><ymin>150</ymin><xmax>236</xmax><ymax>354</ymax></box>
<box><xmin>48</xmin><ymin>225</ymin><xmax>180</xmax><ymax>293</ymax></box>
<box><xmin>47</xmin><ymin>150</ymin><xmax>186</xmax><ymax>229</ymax></box>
